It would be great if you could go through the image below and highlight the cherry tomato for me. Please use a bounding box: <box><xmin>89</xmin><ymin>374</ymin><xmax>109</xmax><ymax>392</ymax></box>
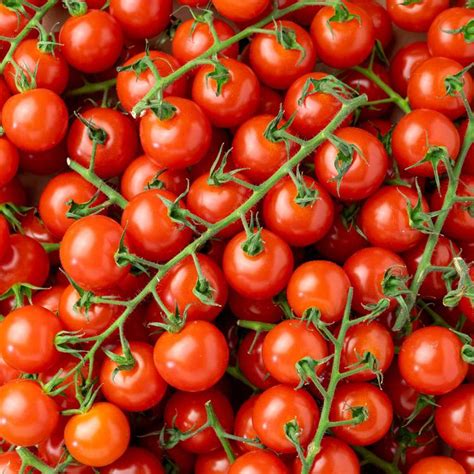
<box><xmin>330</xmin><ymin>382</ymin><xmax>393</xmax><ymax>446</ymax></box>
<box><xmin>19</xmin><ymin>139</ymin><xmax>68</xmax><ymax>176</ymax></box>
<box><xmin>408</xmin><ymin>456</ymin><xmax>465</xmax><ymax>474</ymax></box>
<box><xmin>140</xmin><ymin>97</ymin><xmax>212</xmax><ymax>169</ymax></box>
<box><xmin>360</xmin><ymin>185</ymin><xmax>430</xmax><ymax>252</ymax></box>
<box><xmin>59</xmin><ymin>10</ymin><xmax>124</xmax><ymax>74</ymax></box>
<box><xmin>195</xmin><ymin>449</ymin><xmax>230</xmax><ymax>474</ymax></box>
<box><xmin>163</xmin><ymin>389</ymin><xmax>234</xmax><ymax>453</ymax></box>
<box><xmin>287</xmin><ymin>260</ymin><xmax>351</xmax><ymax>323</ymax></box>
<box><xmin>252</xmin><ymin>385</ymin><xmax>319</xmax><ymax>453</ymax></box>
<box><xmin>249</xmin><ymin>21</ymin><xmax>316</xmax><ymax>90</ymax></box>
<box><xmin>229</xmin><ymin>451</ymin><xmax>288</xmax><ymax>474</ymax></box>
<box><xmin>109</xmin><ymin>0</ymin><xmax>171</xmax><ymax>39</ymax></box>
<box><xmin>258</xmin><ymin>86</ymin><xmax>282</xmax><ymax>115</ymax></box>
<box><xmin>211</xmin><ymin>0</ymin><xmax>270</xmax><ymax>22</ymax></box>
<box><xmin>352</xmin><ymin>0</ymin><xmax>393</xmax><ymax>50</ymax></box>
<box><xmin>0</xmin><ymin>354</ymin><xmax>20</xmax><ymax>386</ymax></box>
<box><xmin>399</xmin><ymin>326</ymin><xmax>467</xmax><ymax>395</ymax></box>
<box><xmin>2</xmin><ymin>88</ymin><xmax>68</xmax><ymax>152</ymax></box>
<box><xmin>0</xmin><ymin>452</ymin><xmax>25</xmax><ymax>474</ymax></box>
<box><xmin>453</xmin><ymin>450</ymin><xmax>474</xmax><ymax>474</ymax></box>
<box><xmin>101</xmin><ymin>447</ymin><xmax>165</xmax><ymax>474</ymax></box>
<box><xmin>0</xmin><ymin>137</ymin><xmax>18</xmax><ymax>188</ymax></box>
<box><xmin>0</xmin><ymin>177</ymin><xmax>26</xmax><ymax>206</ymax></box>
<box><xmin>310</xmin><ymin>3</ymin><xmax>374</xmax><ymax>69</ymax></box>
<box><xmin>223</xmin><ymin>229</ymin><xmax>294</xmax><ymax>300</ymax></box>
<box><xmin>314</xmin><ymin>127</ymin><xmax>389</xmax><ymax>202</ymax></box>
<box><xmin>228</xmin><ymin>290</ymin><xmax>283</xmax><ymax>323</ymax></box>
<box><xmin>387</xmin><ymin>0</ymin><xmax>449</xmax><ymax>32</ymax></box>
<box><xmin>407</xmin><ymin>56</ymin><xmax>473</xmax><ymax>120</ymax></box>
<box><xmin>116</xmin><ymin>51</ymin><xmax>187</xmax><ymax>113</ymax></box>
<box><xmin>192</xmin><ymin>58</ymin><xmax>260</xmax><ymax>128</ymax></box>
<box><xmin>0</xmin><ymin>379</ymin><xmax>59</xmax><ymax>446</ymax></box>
<box><xmin>154</xmin><ymin>320</ymin><xmax>229</xmax><ymax>392</ymax></box>
<box><xmin>234</xmin><ymin>396</ymin><xmax>260</xmax><ymax>453</ymax></box>
<box><xmin>65</xmin><ymin>402</ymin><xmax>130</xmax><ymax>467</ymax></box>
<box><xmin>60</xmin><ymin>215</ymin><xmax>130</xmax><ymax>292</ymax></box>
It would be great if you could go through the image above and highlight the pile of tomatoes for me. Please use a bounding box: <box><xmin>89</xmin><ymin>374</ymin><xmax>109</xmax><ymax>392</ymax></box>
<box><xmin>0</xmin><ymin>0</ymin><xmax>472</xmax><ymax>473</ymax></box>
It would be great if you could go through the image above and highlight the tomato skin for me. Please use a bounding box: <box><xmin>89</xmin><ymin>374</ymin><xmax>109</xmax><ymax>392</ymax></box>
<box><xmin>187</xmin><ymin>173</ymin><xmax>253</xmax><ymax>238</ymax></box>
<box><xmin>341</xmin><ymin>321</ymin><xmax>394</xmax><ymax>382</ymax></box>
<box><xmin>228</xmin><ymin>290</ymin><xmax>283</xmax><ymax>323</ymax></box>
<box><xmin>163</xmin><ymin>389</ymin><xmax>234</xmax><ymax>454</ymax></box>
<box><xmin>0</xmin><ymin>177</ymin><xmax>26</xmax><ymax>206</ymax></box>
<box><xmin>101</xmin><ymin>447</ymin><xmax>165</xmax><ymax>474</ymax></box>
<box><xmin>399</xmin><ymin>326</ymin><xmax>467</xmax><ymax>396</ymax></box>
<box><xmin>263</xmin><ymin>176</ymin><xmax>335</xmax><ymax>247</ymax></box>
<box><xmin>287</xmin><ymin>260</ymin><xmax>351</xmax><ymax>323</ymax></box>
<box><xmin>59</xmin><ymin>10</ymin><xmax>124</xmax><ymax>74</ymax></box>
<box><xmin>117</xmin><ymin>51</ymin><xmax>187</xmax><ymax>113</ymax></box>
<box><xmin>392</xmin><ymin>109</ymin><xmax>460</xmax><ymax>178</ymax></box>
<box><xmin>293</xmin><ymin>437</ymin><xmax>360</xmax><ymax>474</ymax></box>
<box><xmin>343</xmin><ymin>247</ymin><xmax>409</xmax><ymax>313</ymax></box>
<box><xmin>389</xmin><ymin>42</ymin><xmax>431</xmax><ymax>97</ymax></box>
<box><xmin>0</xmin><ymin>379</ymin><xmax>59</xmax><ymax>446</ymax></box>
<box><xmin>0</xmin><ymin>354</ymin><xmax>20</xmax><ymax>386</ymax></box>
<box><xmin>211</xmin><ymin>0</ymin><xmax>270</xmax><ymax>22</ymax></box>
<box><xmin>122</xmin><ymin>189</ymin><xmax>193</xmax><ymax>263</ymax></box>
<box><xmin>100</xmin><ymin>342</ymin><xmax>167</xmax><ymax>412</ymax></box>
<box><xmin>252</xmin><ymin>385</ymin><xmax>319</xmax><ymax>454</ymax></box>
<box><xmin>310</xmin><ymin>3</ymin><xmax>374</xmax><ymax>69</ymax></box>
<box><xmin>314</xmin><ymin>127</ymin><xmax>388</xmax><ymax>202</ymax></box>
<box><xmin>403</xmin><ymin>237</ymin><xmax>459</xmax><ymax>300</ymax></box>
<box><xmin>19</xmin><ymin>139</ymin><xmax>67</xmax><ymax>176</ymax></box>
<box><xmin>4</xmin><ymin>39</ymin><xmax>69</xmax><ymax>95</ymax></box>
<box><xmin>172</xmin><ymin>18</ymin><xmax>238</xmax><ymax>65</ymax></box>
<box><xmin>360</xmin><ymin>185</ymin><xmax>430</xmax><ymax>253</ymax></box>
<box><xmin>0</xmin><ymin>305</ymin><xmax>62</xmax><ymax>374</ymax></box>
<box><xmin>234</xmin><ymin>396</ymin><xmax>260</xmax><ymax>453</ymax></box>
<box><xmin>249</xmin><ymin>21</ymin><xmax>316</xmax><ymax>90</ymax></box>
<box><xmin>2</xmin><ymin>89</ymin><xmax>68</xmax><ymax>153</ymax></box>
<box><xmin>109</xmin><ymin>0</ymin><xmax>171</xmax><ymax>39</ymax></box>
<box><xmin>387</xmin><ymin>0</ymin><xmax>449</xmax><ymax>32</ymax></box>
<box><xmin>407</xmin><ymin>57</ymin><xmax>473</xmax><ymax>120</ymax></box>
<box><xmin>430</xmin><ymin>176</ymin><xmax>474</xmax><ymax>242</ymax></box>
<box><xmin>229</xmin><ymin>451</ymin><xmax>289</xmax><ymax>474</ymax></box>
<box><xmin>39</xmin><ymin>171</ymin><xmax>105</xmax><ymax>239</ymax></box>
<box><xmin>60</xmin><ymin>215</ymin><xmax>130</xmax><ymax>293</ymax></box>
<box><xmin>140</xmin><ymin>97</ymin><xmax>212</xmax><ymax>170</ymax></box>
<box><xmin>0</xmin><ymin>6</ymin><xmax>31</xmax><ymax>59</ymax></box>
<box><xmin>330</xmin><ymin>382</ymin><xmax>393</xmax><ymax>446</ymax></box>
<box><xmin>0</xmin><ymin>452</ymin><xmax>25</xmax><ymax>474</ymax></box>
<box><xmin>154</xmin><ymin>320</ymin><xmax>229</xmax><ymax>392</ymax></box>
<box><xmin>195</xmin><ymin>449</ymin><xmax>230</xmax><ymax>474</ymax></box>
<box><xmin>65</xmin><ymin>402</ymin><xmax>130</xmax><ymax>468</ymax></box>
<box><xmin>352</xmin><ymin>0</ymin><xmax>393</xmax><ymax>50</ymax></box>
<box><xmin>232</xmin><ymin>115</ymin><xmax>296</xmax><ymax>185</ymax></box>
<box><xmin>192</xmin><ymin>58</ymin><xmax>260</xmax><ymax>128</ymax></box>
<box><xmin>0</xmin><ymin>215</ymin><xmax>9</xmax><ymax>262</ymax></box>
<box><xmin>452</xmin><ymin>450</ymin><xmax>474</xmax><ymax>474</ymax></box>
<box><xmin>428</xmin><ymin>7</ymin><xmax>474</xmax><ymax>66</ymax></box>
<box><xmin>0</xmin><ymin>137</ymin><xmax>19</xmax><ymax>188</ymax></box>
<box><xmin>408</xmin><ymin>456</ymin><xmax>465</xmax><ymax>474</ymax></box>
<box><xmin>434</xmin><ymin>384</ymin><xmax>474</xmax><ymax>451</ymax></box>
<box><xmin>223</xmin><ymin>229</ymin><xmax>294</xmax><ymax>300</ymax></box>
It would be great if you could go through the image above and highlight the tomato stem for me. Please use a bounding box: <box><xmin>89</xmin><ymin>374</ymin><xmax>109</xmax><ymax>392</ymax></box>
<box><xmin>16</xmin><ymin>447</ymin><xmax>55</xmax><ymax>474</ymax></box>
<box><xmin>353</xmin><ymin>446</ymin><xmax>402</xmax><ymax>474</ymax></box>
<box><xmin>66</xmin><ymin>78</ymin><xmax>117</xmax><ymax>97</ymax></box>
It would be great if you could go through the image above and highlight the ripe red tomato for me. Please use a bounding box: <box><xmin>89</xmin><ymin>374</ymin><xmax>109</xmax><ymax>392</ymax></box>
<box><xmin>19</xmin><ymin>139</ymin><xmax>67</xmax><ymax>176</ymax></box>
<box><xmin>163</xmin><ymin>389</ymin><xmax>234</xmax><ymax>453</ymax></box>
<box><xmin>59</xmin><ymin>10</ymin><xmax>124</xmax><ymax>74</ymax></box>
<box><xmin>0</xmin><ymin>354</ymin><xmax>20</xmax><ymax>386</ymax></box>
<box><xmin>434</xmin><ymin>384</ymin><xmax>474</xmax><ymax>451</ymax></box>
<box><xmin>172</xmin><ymin>18</ymin><xmax>238</xmax><ymax>65</ymax></box>
<box><xmin>341</xmin><ymin>321</ymin><xmax>394</xmax><ymax>382</ymax></box>
<box><xmin>211</xmin><ymin>0</ymin><xmax>270</xmax><ymax>22</ymax></box>
<box><xmin>154</xmin><ymin>320</ymin><xmax>229</xmax><ymax>392</ymax></box>
<box><xmin>192</xmin><ymin>58</ymin><xmax>260</xmax><ymax>128</ymax></box>
<box><xmin>140</xmin><ymin>97</ymin><xmax>212</xmax><ymax>169</ymax></box>
<box><xmin>314</xmin><ymin>127</ymin><xmax>389</xmax><ymax>202</ymax></box>
<box><xmin>389</xmin><ymin>41</ymin><xmax>431</xmax><ymax>97</ymax></box>
<box><xmin>344</xmin><ymin>247</ymin><xmax>409</xmax><ymax>313</ymax></box>
<box><xmin>0</xmin><ymin>379</ymin><xmax>59</xmax><ymax>446</ymax></box>
<box><xmin>386</xmin><ymin>0</ymin><xmax>449</xmax><ymax>32</ymax></box>
<box><xmin>310</xmin><ymin>3</ymin><xmax>374</xmax><ymax>69</ymax></box>
<box><xmin>287</xmin><ymin>260</ymin><xmax>351</xmax><ymax>323</ymax></box>
<box><xmin>0</xmin><ymin>452</ymin><xmax>25</xmax><ymax>474</ymax></box>
<box><xmin>229</xmin><ymin>451</ymin><xmax>288</xmax><ymax>474</ymax></box>
<box><xmin>262</xmin><ymin>176</ymin><xmax>335</xmax><ymax>247</ymax></box>
<box><xmin>116</xmin><ymin>51</ymin><xmax>188</xmax><ymax>113</ymax></box>
<box><xmin>453</xmin><ymin>450</ymin><xmax>474</xmax><ymax>474</ymax></box>
<box><xmin>249</xmin><ymin>21</ymin><xmax>316</xmax><ymax>90</ymax></box>
<box><xmin>234</xmin><ymin>396</ymin><xmax>260</xmax><ymax>454</ymax></box>
<box><xmin>399</xmin><ymin>326</ymin><xmax>467</xmax><ymax>395</ymax></box>
<box><xmin>253</xmin><ymin>385</ymin><xmax>318</xmax><ymax>453</ymax></box>
<box><xmin>408</xmin><ymin>456</ymin><xmax>465</xmax><ymax>474</ymax></box>
<box><xmin>330</xmin><ymin>382</ymin><xmax>393</xmax><ymax>446</ymax></box>
<box><xmin>228</xmin><ymin>290</ymin><xmax>283</xmax><ymax>323</ymax></box>
<box><xmin>109</xmin><ymin>0</ymin><xmax>171</xmax><ymax>39</ymax></box>
<box><xmin>223</xmin><ymin>229</ymin><xmax>294</xmax><ymax>300</ymax></box>
<box><xmin>0</xmin><ymin>137</ymin><xmax>18</xmax><ymax>188</ymax></box>
<box><xmin>2</xmin><ymin>88</ymin><xmax>68</xmax><ymax>152</ymax></box>
<box><xmin>64</xmin><ymin>402</ymin><xmax>130</xmax><ymax>467</ymax></box>
<box><xmin>122</xmin><ymin>189</ymin><xmax>193</xmax><ymax>262</ymax></box>
<box><xmin>4</xmin><ymin>39</ymin><xmax>69</xmax><ymax>94</ymax></box>
<box><xmin>428</xmin><ymin>7</ymin><xmax>474</xmax><ymax>65</ymax></box>
<box><xmin>101</xmin><ymin>447</ymin><xmax>165</xmax><ymax>474</ymax></box>
<box><xmin>352</xmin><ymin>0</ymin><xmax>393</xmax><ymax>50</ymax></box>
<box><xmin>407</xmin><ymin>56</ymin><xmax>473</xmax><ymax>120</ymax></box>
<box><xmin>195</xmin><ymin>449</ymin><xmax>230</xmax><ymax>474</ymax></box>
<box><xmin>60</xmin><ymin>215</ymin><xmax>130</xmax><ymax>292</ymax></box>
<box><xmin>293</xmin><ymin>437</ymin><xmax>360</xmax><ymax>474</ymax></box>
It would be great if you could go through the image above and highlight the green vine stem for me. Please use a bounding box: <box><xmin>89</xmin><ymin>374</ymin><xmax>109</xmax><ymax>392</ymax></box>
<box><xmin>0</xmin><ymin>0</ymin><xmax>59</xmax><ymax>74</ymax></box>
<box><xmin>17</xmin><ymin>447</ymin><xmax>55</xmax><ymax>474</ymax></box>
<box><xmin>354</xmin><ymin>446</ymin><xmax>402</xmax><ymax>474</ymax></box>
<box><xmin>352</xmin><ymin>65</ymin><xmax>411</xmax><ymax>114</ymax></box>
<box><xmin>66</xmin><ymin>78</ymin><xmax>117</xmax><ymax>97</ymax></box>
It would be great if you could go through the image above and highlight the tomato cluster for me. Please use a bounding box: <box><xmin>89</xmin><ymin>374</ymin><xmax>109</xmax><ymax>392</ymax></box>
<box><xmin>0</xmin><ymin>0</ymin><xmax>472</xmax><ymax>473</ymax></box>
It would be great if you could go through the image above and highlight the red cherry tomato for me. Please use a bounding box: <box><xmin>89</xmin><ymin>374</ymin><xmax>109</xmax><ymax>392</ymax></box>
<box><xmin>408</xmin><ymin>456</ymin><xmax>465</xmax><ymax>474</ymax></box>
<box><xmin>211</xmin><ymin>0</ymin><xmax>270</xmax><ymax>23</ymax></box>
<box><xmin>101</xmin><ymin>447</ymin><xmax>165</xmax><ymax>474</ymax></box>
<box><xmin>0</xmin><ymin>137</ymin><xmax>19</xmax><ymax>188</ymax></box>
<box><xmin>229</xmin><ymin>451</ymin><xmax>289</xmax><ymax>474</ymax></box>
<box><xmin>386</xmin><ymin>0</ymin><xmax>449</xmax><ymax>32</ymax></box>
